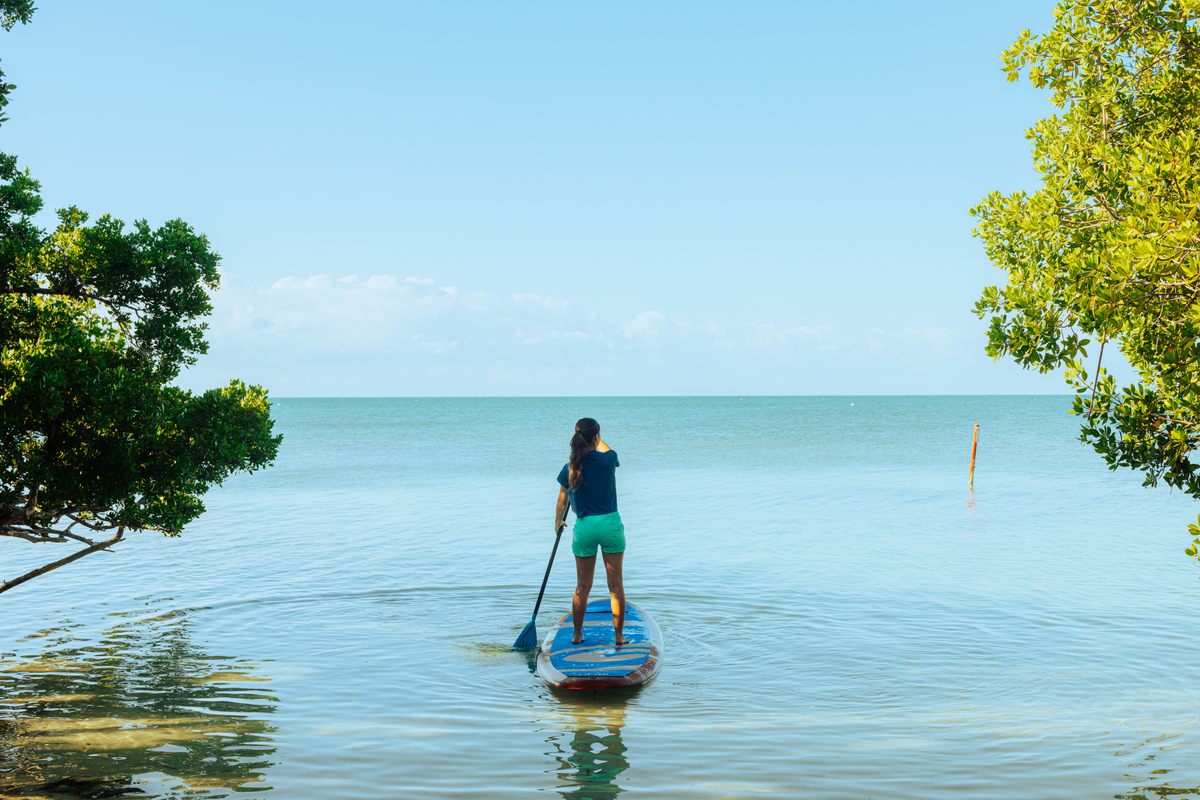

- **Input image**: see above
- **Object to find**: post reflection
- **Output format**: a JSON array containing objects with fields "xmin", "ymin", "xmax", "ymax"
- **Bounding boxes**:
[
  {"xmin": 0, "ymin": 605, "xmax": 276, "ymax": 798},
  {"xmin": 548, "ymin": 698, "xmax": 631, "ymax": 800}
]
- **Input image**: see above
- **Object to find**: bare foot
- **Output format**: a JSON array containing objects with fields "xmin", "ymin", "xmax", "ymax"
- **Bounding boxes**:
[
  {"xmin": 614, "ymin": 634, "xmax": 625, "ymax": 647},
  {"xmin": 572, "ymin": 634, "xmax": 584, "ymax": 645}
]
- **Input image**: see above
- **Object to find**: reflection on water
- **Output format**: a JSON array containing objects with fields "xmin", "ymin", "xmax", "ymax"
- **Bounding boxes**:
[
  {"xmin": 547, "ymin": 698, "xmax": 631, "ymax": 800},
  {"xmin": 1115, "ymin": 734, "xmax": 1200, "ymax": 800},
  {"xmin": 0, "ymin": 606, "xmax": 276, "ymax": 798}
]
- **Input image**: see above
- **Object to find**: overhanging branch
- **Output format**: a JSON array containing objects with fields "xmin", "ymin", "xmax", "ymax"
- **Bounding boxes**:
[{"xmin": 0, "ymin": 529, "xmax": 124, "ymax": 595}]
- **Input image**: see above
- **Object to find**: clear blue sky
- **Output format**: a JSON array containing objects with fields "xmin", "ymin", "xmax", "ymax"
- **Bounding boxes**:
[{"xmin": 5, "ymin": 1, "xmax": 1073, "ymax": 395}]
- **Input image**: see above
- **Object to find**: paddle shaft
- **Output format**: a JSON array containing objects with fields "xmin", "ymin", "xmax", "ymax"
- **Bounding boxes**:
[{"xmin": 530, "ymin": 502, "xmax": 570, "ymax": 621}]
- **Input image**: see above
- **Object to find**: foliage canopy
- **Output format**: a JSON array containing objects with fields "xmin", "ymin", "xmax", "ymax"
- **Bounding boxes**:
[
  {"xmin": 0, "ymin": 4, "xmax": 280, "ymax": 594},
  {"xmin": 973, "ymin": 0, "xmax": 1200, "ymax": 555}
]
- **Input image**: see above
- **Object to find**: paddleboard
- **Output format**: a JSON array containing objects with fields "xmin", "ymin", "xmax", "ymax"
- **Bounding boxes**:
[{"xmin": 536, "ymin": 600, "xmax": 664, "ymax": 690}]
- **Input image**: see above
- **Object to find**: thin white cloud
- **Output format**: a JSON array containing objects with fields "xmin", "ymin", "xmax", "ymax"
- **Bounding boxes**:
[
  {"xmin": 516, "ymin": 329, "xmax": 602, "ymax": 346},
  {"xmin": 620, "ymin": 311, "xmax": 834, "ymax": 353},
  {"xmin": 203, "ymin": 272, "xmax": 968, "ymax": 395},
  {"xmin": 183, "ymin": 272, "xmax": 996, "ymax": 394},
  {"xmin": 215, "ymin": 273, "xmax": 486, "ymax": 349},
  {"xmin": 511, "ymin": 292, "xmax": 569, "ymax": 313},
  {"xmin": 411, "ymin": 336, "xmax": 459, "ymax": 355},
  {"xmin": 903, "ymin": 326, "xmax": 955, "ymax": 351},
  {"xmin": 212, "ymin": 274, "xmax": 959, "ymax": 363},
  {"xmin": 711, "ymin": 322, "xmax": 835, "ymax": 352},
  {"xmin": 621, "ymin": 310, "xmax": 668, "ymax": 340}
]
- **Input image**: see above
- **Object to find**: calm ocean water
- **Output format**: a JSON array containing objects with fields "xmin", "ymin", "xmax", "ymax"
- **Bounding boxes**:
[{"xmin": 3, "ymin": 396, "xmax": 1200, "ymax": 799}]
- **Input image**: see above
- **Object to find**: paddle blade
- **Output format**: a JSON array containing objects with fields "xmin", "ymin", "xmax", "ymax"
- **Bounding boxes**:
[{"xmin": 512, "ymin": 619, "xmax": 539, "ymax": 651}]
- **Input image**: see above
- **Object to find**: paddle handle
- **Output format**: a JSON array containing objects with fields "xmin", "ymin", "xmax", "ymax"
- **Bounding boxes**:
[{"xmin": 530, "ymin": 504, "xmax": 569, "ymax": 621}]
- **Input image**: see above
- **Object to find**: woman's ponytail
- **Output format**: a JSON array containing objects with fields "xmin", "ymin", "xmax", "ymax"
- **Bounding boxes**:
[{"xmin": 568, "ymin": 417, "xmax": 600, "ymax": 490}]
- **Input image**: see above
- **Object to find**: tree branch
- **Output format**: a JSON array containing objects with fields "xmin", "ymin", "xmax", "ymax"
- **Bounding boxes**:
[
  {"xmin": 0, "ymin": 529, "xmax": 124, "ymax": 595},
  {"xmin": 0, "ymin": 528, "xmax": 71, "ymax": 543},
  {"xmin": 1089, "ymin": 339, "xmax": 1106, "ymax": 412},
  {"xmin": 0, "ymin": 284, "xmax": 140, "ymax": 332},
  {"xmin": 54, "ymin": 528, "xmax": 97, "ymax": 546}
]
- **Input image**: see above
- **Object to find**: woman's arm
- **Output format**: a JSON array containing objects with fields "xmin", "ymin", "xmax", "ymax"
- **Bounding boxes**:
[{"xmin": 554, "ymin": 486, "xmax": 570, "ymax": 533}]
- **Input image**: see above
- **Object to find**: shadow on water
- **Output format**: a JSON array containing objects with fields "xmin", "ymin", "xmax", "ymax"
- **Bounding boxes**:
[
  {"xmin": 543, "ymin": 688, "xmax": 639, "ymax": 800},
  {"xmin": 0, "ymin": 608, "xmax": 276, "ymax": 799}
]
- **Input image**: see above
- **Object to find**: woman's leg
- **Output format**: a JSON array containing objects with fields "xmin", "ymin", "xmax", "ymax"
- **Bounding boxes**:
[
  {"xmin": 572, "ymin": 556, "xmax": 596, "ymax": 644},
  {"xmin": 601, "ymin": 551, "xmax": 625, "ymax": 646}
]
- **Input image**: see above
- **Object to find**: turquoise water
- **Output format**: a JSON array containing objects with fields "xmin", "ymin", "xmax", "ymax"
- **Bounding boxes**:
[{"xmin": 3, "ymin": 396, "xmax": 1200, "ymax": 799}]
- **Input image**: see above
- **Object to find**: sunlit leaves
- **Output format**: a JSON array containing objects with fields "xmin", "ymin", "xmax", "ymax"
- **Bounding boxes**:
[
  {"xmin": 0, "ymin": 1, "xmax": 32, "ymax": 32},
  {"xmin": 974, "ymin": 0, "xmax": 1200, "ymax": 559}
]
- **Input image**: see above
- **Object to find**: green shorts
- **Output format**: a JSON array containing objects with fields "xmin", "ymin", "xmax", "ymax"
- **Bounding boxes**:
[{"xmin": 572, "ymin": 511, "xmax": 626, "ymax": 558}]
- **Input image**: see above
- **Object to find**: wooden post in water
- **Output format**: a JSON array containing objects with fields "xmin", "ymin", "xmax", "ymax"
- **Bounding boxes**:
[{"xmin": 968, "ymin": 423, "xmax": 980, "ymax": 491}]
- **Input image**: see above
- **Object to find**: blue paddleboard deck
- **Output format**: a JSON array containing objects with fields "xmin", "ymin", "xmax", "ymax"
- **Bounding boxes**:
[{"xmin": 536, "ymin": 600, "xmax": 664, "ymax": 690}]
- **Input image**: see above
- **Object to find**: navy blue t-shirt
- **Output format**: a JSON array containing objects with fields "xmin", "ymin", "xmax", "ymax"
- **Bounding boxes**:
[{"xmin": 557, "ymin": 449, "xmax": 619, "ymax": 518}]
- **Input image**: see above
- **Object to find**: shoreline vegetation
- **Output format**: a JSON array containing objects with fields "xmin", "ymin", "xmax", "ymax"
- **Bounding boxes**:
[
  {"xmin": 972, "ymin": 0, "xmax": 1200, "ymax": 556},
  {"xmin": 0, "ymin": 3, "xmax": 280, "ymax": 596}
]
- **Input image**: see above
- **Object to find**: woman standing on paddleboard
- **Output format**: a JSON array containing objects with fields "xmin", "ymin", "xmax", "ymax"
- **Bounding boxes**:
[{"xmin": 555, "ymin": 417, "xmax": 626, "ymax": 646}]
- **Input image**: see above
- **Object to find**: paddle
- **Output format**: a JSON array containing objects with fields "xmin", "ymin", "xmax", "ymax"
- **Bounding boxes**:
[{"xmin": 512, "ymin": 499, "xmax": 570, "ymax": 650}]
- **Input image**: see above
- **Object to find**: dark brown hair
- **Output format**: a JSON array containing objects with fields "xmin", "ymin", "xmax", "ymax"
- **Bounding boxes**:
[{"xmin": 568, "ymin": 417, "xmax": 600, "ymax": 490}]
